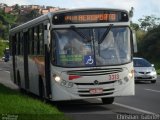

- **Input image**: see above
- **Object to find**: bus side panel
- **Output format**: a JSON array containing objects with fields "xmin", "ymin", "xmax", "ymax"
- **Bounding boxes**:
[
  {"xmin": 28, "ymin": 56, "xmax": 40, "ymax": 95},
  {"xmin": 17, "ymin": 56, "xmax": 25, "ymax": 88}
]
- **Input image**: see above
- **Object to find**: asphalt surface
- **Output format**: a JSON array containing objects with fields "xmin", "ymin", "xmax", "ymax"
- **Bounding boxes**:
[
  {"xmin": 0, "ymin": 61, "xmax": 160, "ymax": 120},
  {"xmin": 0, "ymin": 61, "xmax": 18, "ymax": 89}
]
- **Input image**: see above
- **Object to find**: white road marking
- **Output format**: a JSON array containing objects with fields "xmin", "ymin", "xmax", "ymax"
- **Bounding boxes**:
[
  {"xmin": 0, "ymin": 68, "xmax": 10, "ymax": 73},
  {"xmin": 145, "ymin": 89, "xmax": 160, "ymax": 93},
  {"xmin": 4, "ymin": 71, "xmax": 10, "ymax": 73},
  {"xmin": 114, "ymin": 102, "xmax": 155, "ymax": 114},
  {"xmin": 97, "ymin": 98, "xmax": 155, "ymax": 114}
]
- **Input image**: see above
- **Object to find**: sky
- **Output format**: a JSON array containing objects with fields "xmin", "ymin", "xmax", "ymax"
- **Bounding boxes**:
[{"xmin": 1, "ymin": 0, "xmax": 160, "ymax": 23}]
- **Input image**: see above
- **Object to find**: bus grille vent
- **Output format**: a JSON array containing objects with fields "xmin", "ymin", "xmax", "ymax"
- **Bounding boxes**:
[
  {"xmin": 67, "ymin": 68, "xmax": 123, "ymax": 76},
  {"xmin": 75, "ymin": 81, "xmax": 116, "ymax": 85}
]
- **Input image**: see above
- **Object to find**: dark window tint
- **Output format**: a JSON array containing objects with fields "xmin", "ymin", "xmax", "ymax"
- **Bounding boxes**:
[
  {"xmin": 34, "ymin": 27, "xmax": 38, "ymax": 55},
  {"xmin": 39, "ymin": 24, "xmax": 44, "ymax": 55},
  {"xmin": 20, "ymin": 32, "xmax": 24, "ymax": 55}
]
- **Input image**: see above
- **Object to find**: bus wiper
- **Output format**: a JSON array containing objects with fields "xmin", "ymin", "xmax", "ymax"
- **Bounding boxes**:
[
  {"xmin": 70, "ymin": 26, "xmax": 91, "ymax": 42},
  {"xmin": 98, "ymin": 24, "xmax": 113, "ymax": 44}
]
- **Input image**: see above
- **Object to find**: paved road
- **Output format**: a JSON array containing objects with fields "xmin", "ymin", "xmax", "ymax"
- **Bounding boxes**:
[
  {"xmin": 0, "ymin": 61, "xmax": 160, "ymax": 120},
  {"xmin": 0, "ymin": 61, "xmax": 18, "ymax": 89},
  {"xmin": 115, "ymin": 79, "xmax": 160, "ymax": 114}
]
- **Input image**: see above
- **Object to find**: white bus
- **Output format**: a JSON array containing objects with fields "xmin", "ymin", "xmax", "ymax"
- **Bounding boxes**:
[{"xmin": 9, "ymin": 8, "xmax": 137, "ymax": 104}]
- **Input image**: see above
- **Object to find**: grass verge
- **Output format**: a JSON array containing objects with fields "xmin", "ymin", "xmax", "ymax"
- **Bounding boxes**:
[{"xmin": 0, "ymin": 84, "xmax": 69, "ymax": 120}]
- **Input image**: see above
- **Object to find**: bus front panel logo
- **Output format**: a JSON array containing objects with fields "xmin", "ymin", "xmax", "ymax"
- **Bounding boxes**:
[{"xmin": 94, "ymin": 80, "xmax": 99, "ymax": 85}]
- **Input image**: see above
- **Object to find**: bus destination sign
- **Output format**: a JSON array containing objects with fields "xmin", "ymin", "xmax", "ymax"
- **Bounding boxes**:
[
  {"xmin": 64, "ymin": 13, "xmax": 116, "ymax": 23},
  {"xmin": 53, "ymin": 10, "xmax": 128, "ymax": 24}
]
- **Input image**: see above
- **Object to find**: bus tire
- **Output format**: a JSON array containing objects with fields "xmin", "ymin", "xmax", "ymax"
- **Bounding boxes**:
[{"xmin": 101, "ymin": 97, "xmax": 114, "ymax": 104}]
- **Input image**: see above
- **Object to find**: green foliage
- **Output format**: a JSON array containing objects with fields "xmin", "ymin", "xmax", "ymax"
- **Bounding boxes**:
[
  {"xmin": 0, "ymin": 9, "xmax": 17, "ymax": 25},
  {"xmin": 0, "ymin": 40, "xmax": 9, "ymax": 57},
  {"xmin": 131, "ymin": 22, "xmax": 140, "ymax": 31},
  {"xmin": 134, "ymin": 16, "xmax": 160, "ymax": 73},
  {"xmin": 138, "ymin": 15, "xmax": 160, "ymax": 31},
  {"xmin": 136, "ymin": 30, "xmax": 146, "ymax": 42},
  {"xmin": 0, "ymin": 9, "xmax": 17, "ymax": 40},
  {"xmin": 0, "ymin": 84, "xmax": 69, "ymax": 120},
  {"xmin": 137, "ymin": 25, "xmax": 160, "ymax": 60},
  {"xmin": 14, "ymin": 9, "xmax": 41, "ymax": 27}
]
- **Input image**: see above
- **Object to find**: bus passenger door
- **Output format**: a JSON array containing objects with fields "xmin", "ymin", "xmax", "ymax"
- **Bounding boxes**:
[{"xmin": 44, "ymin": 22, "xmax": 51, "ymax": 99}]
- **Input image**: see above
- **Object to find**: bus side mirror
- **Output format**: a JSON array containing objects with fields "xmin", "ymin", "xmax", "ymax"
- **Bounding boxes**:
[{"xmin": 132, "ymin": 30, "xmax": 137, "ymax": 53}]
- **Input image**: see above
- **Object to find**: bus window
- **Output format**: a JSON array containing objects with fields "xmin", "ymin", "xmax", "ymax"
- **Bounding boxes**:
[
  {"xmin": 52, "ymin": 27, "xmax": 131, "ymax": 67},
  {"xmin": 16, "ymin": 33, "xmax": 19, "ymax": 55},
  {"xmin": 36, "ymin": 26, "xmax": 40, "ymax": 55},
  {"xmin": 29, "ymin": 28, "xmax": 34, "ymax": 55},
  {"xmin": 20, "ymin": 32, "xmax": 24, "ymax": 55},
  {"xmin": 39, "ymin": 24, "xmax": 44, "ymax": 55},
  {"xmin": 34, "ymin": 27, "xmax": 38, "ymax": 55}
]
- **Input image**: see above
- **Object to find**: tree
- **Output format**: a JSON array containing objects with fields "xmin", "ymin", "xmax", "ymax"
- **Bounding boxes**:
[
  {"xmin": 13, "ymin": 4, "xmax": 20, "ymax": 14},
  {"xmin": 0, "ymin": 10, "xmax": 17, "ymax": 39},
  {"xmin": 138, "ymin": 25, "xmax": 160, "ymax": 60},
  {"xmin": 130, "ymin": 22, "xmax": 139, "ymax": 31},
  {"xmin": 29, "ymin": 9, "xmax": 40, "ymax": 19},
  {"xmin": 138, "ymin": 15, "xmax": 160, "ymax": 31}
]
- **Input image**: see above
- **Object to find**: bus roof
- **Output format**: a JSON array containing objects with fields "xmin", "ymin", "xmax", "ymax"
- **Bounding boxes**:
[{"xmin": 9, "ymin": 8, "xmax": 128, "ymax": 34}]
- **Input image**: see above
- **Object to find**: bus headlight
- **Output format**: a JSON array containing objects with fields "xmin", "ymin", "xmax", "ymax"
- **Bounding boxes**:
[
  {"xmin": 128, "ymin": 70, "xmax": 134, "ymax": 79},
  {"xmin": 54, "ymin": 76, "xmax": 61, "ymax": 82}
]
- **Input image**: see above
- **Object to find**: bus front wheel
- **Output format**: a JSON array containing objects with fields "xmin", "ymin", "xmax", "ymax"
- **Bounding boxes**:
[{"xmin": 101, "ymin": 97, "xmax": 114, "ymax": 104}]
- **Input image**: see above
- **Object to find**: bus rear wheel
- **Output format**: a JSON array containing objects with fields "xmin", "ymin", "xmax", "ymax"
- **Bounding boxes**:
[{"xmin": 101, "ymin": 97, "xmax": 114, "ymax": 104}]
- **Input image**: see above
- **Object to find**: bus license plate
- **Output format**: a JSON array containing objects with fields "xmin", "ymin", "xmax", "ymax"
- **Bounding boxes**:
[{"xmin": 89, "ymin": 88, "xmax": 103, "ymax": 94}]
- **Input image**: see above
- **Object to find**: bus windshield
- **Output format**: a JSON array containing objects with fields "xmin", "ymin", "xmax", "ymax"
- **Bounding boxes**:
[{"xmin": 52, "ymin": 27, "xmax": 131, "ymax": 67}]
